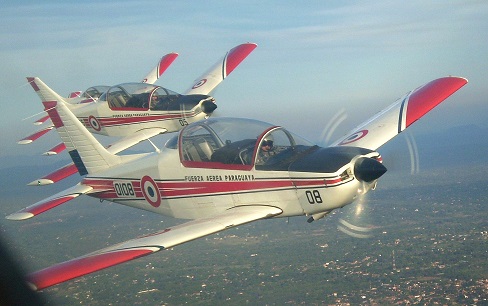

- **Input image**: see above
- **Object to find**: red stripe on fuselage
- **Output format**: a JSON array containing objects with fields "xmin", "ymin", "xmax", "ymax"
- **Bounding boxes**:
[
  {"xmin": 79, "ymin": 112, "xmax": 198, "ymax": 129},
  {"xmin": 82, "ymin": 176, "xmax": 341, "ymax": 201}
]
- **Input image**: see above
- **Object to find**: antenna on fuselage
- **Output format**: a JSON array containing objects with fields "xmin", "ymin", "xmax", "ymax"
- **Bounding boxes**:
[{"xmin": 147, "ymin": 138, "xmax": 161, "ymax": 153}]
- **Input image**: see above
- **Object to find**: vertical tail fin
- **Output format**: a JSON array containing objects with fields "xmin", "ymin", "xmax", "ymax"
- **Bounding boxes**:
[
  {"xmin": 27, "ymin": 77, "xmax": 68, "ymax": 104},
  {"xmin": 43, "ymin": 100, "xmax": 121, "ymax": 175}
]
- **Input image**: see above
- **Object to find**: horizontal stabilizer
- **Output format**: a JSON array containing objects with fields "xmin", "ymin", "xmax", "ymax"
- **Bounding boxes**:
[
  {"xmin": 27, "ymin": 163, "xmax": 78, "ymax": 186},
  {"xmin": 332, "ymin": 76, "xmax": 468, "ymax": 150},
  {"xmin": 18, "ymin": 126, "xmax": 53, "ymax": 144},
  {"xmin": 42, "ymin": 143, "xmax": 66, "ymax": 156},
  {"xmin": 141, "ymin": 52, "xmax": 178, "ymax": 84},
  {"xmin": 184, "ymin": 43, "xmax": 257, "ymax": 95},
  {"xmin": 6, "ymin": 184, "xmax": 93, "ymax": 220},
  {"xmin": 34, "ymin": 115, "xmax": 50, "ymax": 125},
  {"xmin": 27, "ymin": 205, "xmax": 282, "ymax": 290},
  {"xmin": 30, "ymin": 128, "xmax": 166, "ymax": 185}
]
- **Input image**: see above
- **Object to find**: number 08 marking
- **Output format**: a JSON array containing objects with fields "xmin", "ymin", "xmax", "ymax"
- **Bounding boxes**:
[{"xmin": 306, "ymin": 190, "xmax": 323, "ymax": 204}]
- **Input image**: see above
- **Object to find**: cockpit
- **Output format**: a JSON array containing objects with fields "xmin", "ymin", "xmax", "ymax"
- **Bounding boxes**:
[
  {"xmin": 98, "ymin": 83, "xmax": 181, "ymax": 111},
  {"xmin": 97, "ymin": 83, "xmax": 214, "ymax": 113},
  {"xmin": 169, "ymin": 118, "xmax": 316, "ymax": 170},
  {"xmin": 82, "ymin": 86, "xmax": 110, "ymax": 100}
]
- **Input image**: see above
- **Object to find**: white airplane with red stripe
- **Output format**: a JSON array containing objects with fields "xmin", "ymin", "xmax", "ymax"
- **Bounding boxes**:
[
  {"xmin": 19, "ymin": 51, "xmax": 179, "ymax": 142},
  {"xmin": 19, "ymin": 43, "xmax": 257, "ymax": 186},
  {"xmin": 7, "ymin": 75, "xmax": 467, "ymax": 291}
]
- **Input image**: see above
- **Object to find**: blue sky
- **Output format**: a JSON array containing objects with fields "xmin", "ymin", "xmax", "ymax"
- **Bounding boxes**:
[{"xmin": 1, "ymin": 1, "xmax": 487, "ymax": 160}]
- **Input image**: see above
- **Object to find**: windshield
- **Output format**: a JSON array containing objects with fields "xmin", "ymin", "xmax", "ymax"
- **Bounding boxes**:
[
  {"xmin": 179, "ymin": 117, "xmax": 315, "ymax": 170},
  {"xmin": 82, "ymin": 86, "xmax": 110, "ymax": 99}
]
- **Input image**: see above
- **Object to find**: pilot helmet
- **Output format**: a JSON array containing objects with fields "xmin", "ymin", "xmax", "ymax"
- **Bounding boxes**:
[{"xmin": 261, "ymin": 134, "xmax": 274, "ymax": 148}]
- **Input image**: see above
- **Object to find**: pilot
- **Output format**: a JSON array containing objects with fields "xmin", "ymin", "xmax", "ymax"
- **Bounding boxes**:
[
  {"xmin": 150, "ymin": 93, "xmax": 160, "ymax": 109},
  {"xmin": 256, "ymin": 135, "xmax": 275, "ymax": 165}
]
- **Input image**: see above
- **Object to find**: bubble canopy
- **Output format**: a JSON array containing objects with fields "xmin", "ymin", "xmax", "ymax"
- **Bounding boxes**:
[{"xmin": 169, "ymin": 117, "xmax": 316, "ymax": 169}]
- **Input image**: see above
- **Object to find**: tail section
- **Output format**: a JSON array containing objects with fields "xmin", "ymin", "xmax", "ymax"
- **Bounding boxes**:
[
  {"xmin": 43, "ymin": 100, "xmax": 122, "ymax": 175},
  {"xmin": 27, "ymin": 77, "xmax": 67, "ymax": 104}
]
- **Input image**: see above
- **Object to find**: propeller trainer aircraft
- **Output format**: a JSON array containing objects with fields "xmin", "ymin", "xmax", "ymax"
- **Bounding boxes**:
[
  {"xmin": 19, "ymin": 43, "xmax": 257, "ymax": 186},
  {"xmin": 7, "ymin": 75, "xmax": 467, "ymax": 291}
]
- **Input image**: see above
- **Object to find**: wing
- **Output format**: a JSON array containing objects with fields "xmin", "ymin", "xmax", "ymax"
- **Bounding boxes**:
[
  {"xmin": 332, "ymin": 77, "xmax": 468, "ymax": 150},
  {"xmin": 6, "ymin": 184, "xmax": 93, "ymax": 221},
  {"xmin": 27, "ymin": 205, "xmax": 282, "ymax": 291},
  {"xmin": 184, "ymin": 43, "xmax": 257, "ymax": 95},
  {"xmin": 28, "ymin": 127, "xmax": 167, "ymax": 186},
  {"xmin": 141, "ymin": 52, "xmax": 178, "ymax": 84}
]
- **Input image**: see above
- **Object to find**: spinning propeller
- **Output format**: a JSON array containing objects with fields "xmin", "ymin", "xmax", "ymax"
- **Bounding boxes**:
[{"xmin": 319, "ymin": 109, "xmax": 420, "ymax": 238}]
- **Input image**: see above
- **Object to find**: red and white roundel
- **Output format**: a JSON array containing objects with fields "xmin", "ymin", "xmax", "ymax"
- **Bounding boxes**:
[
  {"xmin": 339, "ymin": 129, "xmax": 369, "ymax": 145},
  {"xmin": 88, "ymin": 116, "xmax": 101, "ymax": 131},
  {"xmin": 192, "ymin": 78, "xmax": 207, "ymax": 89},
  {"xmin": 141, "ymin": 175, "xmax": 161, "ymax": 207}
]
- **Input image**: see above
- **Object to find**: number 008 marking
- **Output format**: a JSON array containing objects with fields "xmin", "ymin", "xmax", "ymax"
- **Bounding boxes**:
[
  {"xmin": 305, "ymin": 190, "xmax": 323, "ymax": 204},
  {"xmin": 114, "ymin": 182, "xmax": 135, "ymax": 197}
]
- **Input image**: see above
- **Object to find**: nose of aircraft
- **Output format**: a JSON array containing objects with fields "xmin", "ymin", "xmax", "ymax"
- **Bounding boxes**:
[
  {"xmin": 201, "ymin": 98, "xmax": 217, "ymax": 114},
  {"xmin": 354, "ymin": 157, "xmax": 387, "ymax": 182}
]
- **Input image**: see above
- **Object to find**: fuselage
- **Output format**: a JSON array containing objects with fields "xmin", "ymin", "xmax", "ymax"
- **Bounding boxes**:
[
  {"xmin": 82, "ymin": 118, "xmax": 386, "ymax": 220},
  {"xmin": 66, "ymin": 83, "xmax": 216, "ymax": 137}
]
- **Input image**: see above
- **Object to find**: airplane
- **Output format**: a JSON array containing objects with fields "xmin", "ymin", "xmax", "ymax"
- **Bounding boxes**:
[
  {"xmin": 19, "ymin": 51, "xmax": 179, "ymax": 139},
  {"xmin": 18, "ymin": 43, "xmax": 257, "ymax": 186},
  {"xmin": 6, "ymin": 75, "xmax": 467, "ymax": 291}
]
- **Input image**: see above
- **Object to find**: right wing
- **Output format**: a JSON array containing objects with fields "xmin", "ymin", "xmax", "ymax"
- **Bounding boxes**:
[
  {"xmin": 27, "ymin": 205, "xmax": 282, "ymax": 291},
  {"xmin": 332, "ymin": 77, "xmax": 468, "ymax": 150},
  {"xmin": 141, "ymin": 52, "xmax": 179, "ymax": 84},
  {"xmin": 184, "ymin": 43, "xmax": 257, "ymax": 95},
  {"xmin": 28, "ymin": 127, "xmax": 167, "ymax": 186}
]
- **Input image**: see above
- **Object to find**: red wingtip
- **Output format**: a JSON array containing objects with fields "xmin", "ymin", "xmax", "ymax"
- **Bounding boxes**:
[
  {"xmin": 158, "ymin": 53, "xmax": 179, "ymax": 77},
  {"xmin": 225, "ymin": 43, "xmax": 257, "ymax": 76},
  {"xmin": 405, "ymin": 77, "xmax": 468, "ymax": 127},
  {"xmin": 28, "ymin": 249, "xmax": 155, "ymax": 291}
]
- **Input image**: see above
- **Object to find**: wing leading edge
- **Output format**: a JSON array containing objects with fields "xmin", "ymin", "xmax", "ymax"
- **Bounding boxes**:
[
  {"xmin": 27, "ymin": 205, "xmax": 282, "ymax": 291},
  {"xmin": 332, "ymin": 76, "xmax": 468, "ymax": 150}
]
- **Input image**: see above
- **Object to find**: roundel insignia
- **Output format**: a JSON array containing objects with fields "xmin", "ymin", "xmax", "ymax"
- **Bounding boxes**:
[
  {"xmin": 192, "ymin": 78, "xmax": 207, "ymax": 89},
  {"xmin": 339, "ymin": 129, "xmax": 369, "ymax": 145},
  {"xmin": 88, "ymin": 116, "xmax": 101, "ymax": 131},
  {"xmin": 141, "ymin": 175, "xmax": 161, "ymax": 207}
]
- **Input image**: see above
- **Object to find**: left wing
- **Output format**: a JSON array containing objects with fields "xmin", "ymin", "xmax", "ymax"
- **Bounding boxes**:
[
  {"xmin": 141, "ymin": 52, "xmax": 179, "ymax": 84},
  {"xmin": 27, "ymin": 205, "xmax": 282, "ymax": 290},
  {"xmin": 332, "ymin": 76, "xmax": 468, "ymax": 150},
  {"xmin": 184, "ymin": 43, "xmax": 257, "ymax": 95}
]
